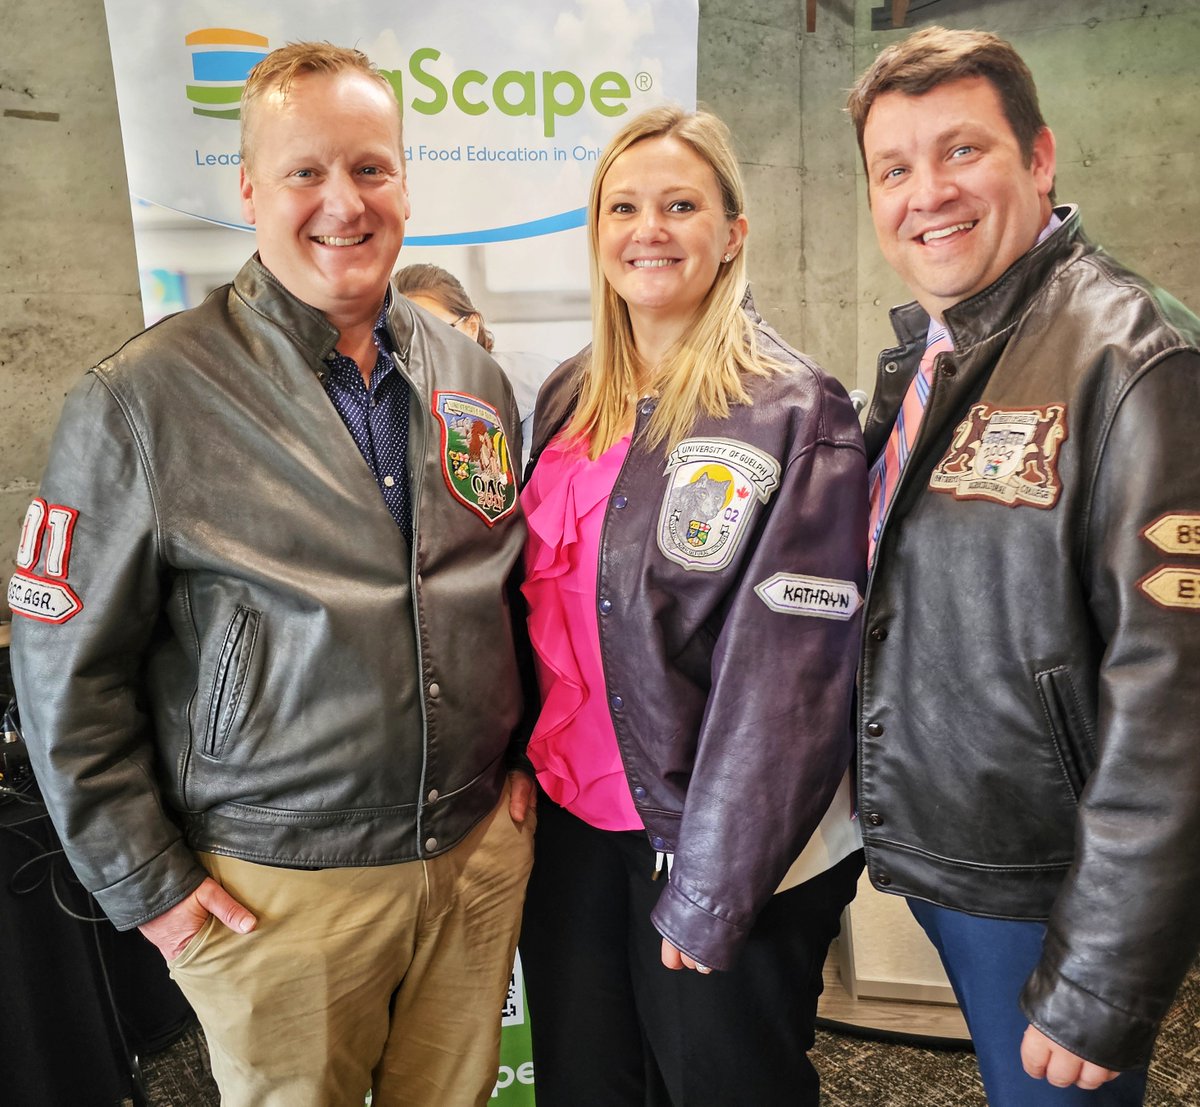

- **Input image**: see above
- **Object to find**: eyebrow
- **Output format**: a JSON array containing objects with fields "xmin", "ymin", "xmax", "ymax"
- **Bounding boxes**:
[{"xmin": 867, "ymin": 124, "xmax": 982, "ymax": 170}]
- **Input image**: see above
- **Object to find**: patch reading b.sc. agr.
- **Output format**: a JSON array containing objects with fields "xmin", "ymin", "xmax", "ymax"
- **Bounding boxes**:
[
  {"xmin": 755, "ymin": 573, "xmax": 863, "ymax": 620},
  {"xmin": 930, "ymin": 403, "xmax": 1068, "ymax": 508},
  {"xmin": 656, "ymin": 437, "xmax": 781, "ymax": 572}
]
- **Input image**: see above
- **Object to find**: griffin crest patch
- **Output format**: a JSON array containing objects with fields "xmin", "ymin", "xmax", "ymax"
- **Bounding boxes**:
[
  {"xmin": 432, "ymin": 391, "xmax": 517, "ymax": 527},
  {"xmin": 656, "ymin": 437, "xmax": 781, "ymax": 572},
  {"xmin": 930, "ymin": 403, "xmax": 1068, "ymax": 508}
]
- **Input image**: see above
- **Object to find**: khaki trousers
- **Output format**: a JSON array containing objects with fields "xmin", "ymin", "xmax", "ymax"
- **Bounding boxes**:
[{"xmin": 169, "ymin": 786, "xmax": 534, "ymax": 1107}]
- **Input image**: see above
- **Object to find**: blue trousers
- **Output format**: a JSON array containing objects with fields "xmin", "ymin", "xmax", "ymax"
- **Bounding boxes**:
[{"xmin": 909, "ymin": 899, "xmax": 1149, "ymax": 1106}]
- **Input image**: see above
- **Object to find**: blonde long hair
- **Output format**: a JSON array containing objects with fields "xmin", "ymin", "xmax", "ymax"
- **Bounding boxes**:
[{"xmin": 567, "ymin": 105, "xmax": 780, "ymax": 458}]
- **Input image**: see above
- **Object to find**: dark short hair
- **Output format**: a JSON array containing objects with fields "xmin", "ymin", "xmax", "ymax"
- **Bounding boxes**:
[{"xmin": 847, "ymin": 26, "xmax": 1047, "ymax": 166}]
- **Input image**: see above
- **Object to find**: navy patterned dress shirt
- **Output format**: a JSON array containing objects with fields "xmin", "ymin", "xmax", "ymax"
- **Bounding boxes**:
[{"xmin": 321, "ymin": 296, "xmax": 414, "ymax": 543}]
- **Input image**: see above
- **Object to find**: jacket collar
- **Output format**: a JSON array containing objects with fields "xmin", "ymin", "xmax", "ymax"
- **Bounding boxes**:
[
  {"xmin": 231, "ymin": 255, "xmax": 417, "ymax": 373},
  {"xmin": 890, "ymin": 204, "xmax": 1084, "ymax": 352}
]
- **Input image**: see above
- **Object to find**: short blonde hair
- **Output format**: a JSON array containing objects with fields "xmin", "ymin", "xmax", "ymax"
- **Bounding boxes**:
[
  {"xmin": 569, "ymin": 105, "xmax": 779, "ymax": 458},
  {"xmin": 240, "ymin": 42, "xmax": 401, "ymax": 167}
]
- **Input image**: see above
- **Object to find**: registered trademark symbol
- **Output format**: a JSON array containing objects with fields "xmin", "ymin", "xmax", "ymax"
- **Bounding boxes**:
[{"xmin": 635, "ymin": 72, "xmax": 653, "ymax": 92}]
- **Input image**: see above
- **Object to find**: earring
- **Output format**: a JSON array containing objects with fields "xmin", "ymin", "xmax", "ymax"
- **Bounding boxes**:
[{"xmin": 723, "ymin": 253, "xmax": 733, "ymax": 262}]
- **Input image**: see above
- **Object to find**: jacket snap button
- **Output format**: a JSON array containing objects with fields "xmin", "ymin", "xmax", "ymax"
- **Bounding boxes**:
[
  {"xmin": 641, "ymin": 402, "xmax": 654, "ymax": 416},
  {"xmin": 943, "ymin": 363, "xmax": 957, "ymax": 378},
  {"xmin": 866, "ymin": 812, "xmax": 883, "ymax": 826},
  {"xmin": 428, "ymin": 682, "xmax": 441, "ymax": 699},
  {"xmin": 610, "ymin": 694, "xmax": 624, "ymax": 711},
  {"xmin": 877, "ymin": 872, "xmax": 892, "ymax": 887},
  {"xmin": 866, "ymin": 721, "xmax": 884, "ymax": 737},
  {"xmin": 599, "ymin": 598, "xmax": 613, "ymax": 615},
  {"xmin": 651, "ymin": 836, "xmax": 665, "ymax": 850},
  {"xmin": 613, "ymin": 494, "xmax": 628, "ymax": 509},
  {"xmin": 883, "ymin": 360, "xmax": 899, "ymax": 374},
  {"xmin": 633, "ymin": 786, "xmax": 647, "ymax": 800},
  {"xmin": 870, "ymin": 626, "xmax": 888, "ymax": 641},
  {"xmin": 427, "ymin": 789, "xmax": 439, "ymax": 804},
  {"xmin": 424, "ymin": 837, "xmax": 438, "ymax": 851}
]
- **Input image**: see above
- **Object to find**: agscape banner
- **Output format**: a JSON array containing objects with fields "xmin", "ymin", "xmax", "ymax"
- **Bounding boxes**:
[{"xmin": 102, "ymin": 0, "xmax": 699, "ymax": 343}]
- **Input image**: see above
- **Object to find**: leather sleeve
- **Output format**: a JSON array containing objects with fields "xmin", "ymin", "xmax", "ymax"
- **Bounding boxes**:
[
  {"xmin": 1020, "ymin": 349, "xmax": 1200, "ymax": 1068},
  {"xmin": 649, "ymin": 385, "xmax": 868, "ymax": 970},
  {"xmin": 10, "ymin": 372, "xmax": 207, "ymax": 930}
]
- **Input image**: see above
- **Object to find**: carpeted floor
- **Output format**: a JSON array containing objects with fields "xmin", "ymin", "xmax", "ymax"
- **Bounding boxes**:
[{"xmin": 133, "ymin": 960, "xmax": 1200, "ymax": 1105}]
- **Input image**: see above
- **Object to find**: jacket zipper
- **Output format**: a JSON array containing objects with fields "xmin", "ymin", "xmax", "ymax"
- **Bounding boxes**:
[{"xmin": 395, "ymin": 350, "xmax": 432, "ymax": 854}]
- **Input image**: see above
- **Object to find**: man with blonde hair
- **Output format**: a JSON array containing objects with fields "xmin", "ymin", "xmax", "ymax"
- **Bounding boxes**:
[
  {"xmin": 850, "ymin": 25, "xmax": 1200, "ymax": 1106},
  {"xmin": 11, "ymin": 42, "xmax": 534, "ymax": 1106}
]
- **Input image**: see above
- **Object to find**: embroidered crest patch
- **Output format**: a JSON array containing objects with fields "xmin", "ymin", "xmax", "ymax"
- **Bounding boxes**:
[
  {"xmin": 1137, "ymin": 566, "xmax": 1200, "ymax": 611},
  {"xmin": 656, "ymin": 437, "xmax": 781, "ymax": 572},
  {"xmin": 930, "ymin": 403, "xmax": 1068, "ymax": 508},
  {"xmin": 9, "ymin": 497, "xmax": 84, "ymax": 624},
  {"xmin": 432, "ymin": 391, "xmax": 517, "ymax": 527},
  {"xmin": 1141, "ymin": 513, "xmax": 1200, "ymax": 556},
  {"xmin": 755, "ymin": 573, "xmax": 863, "ymax": 620}
]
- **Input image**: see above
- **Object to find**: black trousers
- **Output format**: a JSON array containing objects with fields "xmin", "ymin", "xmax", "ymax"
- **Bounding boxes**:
[{"xmin": 520, "ymin": 794, "xmax": 863, "ymax": 1107}]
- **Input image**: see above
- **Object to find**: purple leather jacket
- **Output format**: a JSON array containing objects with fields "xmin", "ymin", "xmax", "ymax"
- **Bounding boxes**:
[{"xmin": 528, "ymin": 305, "xmax": 867, "ymax": 970}]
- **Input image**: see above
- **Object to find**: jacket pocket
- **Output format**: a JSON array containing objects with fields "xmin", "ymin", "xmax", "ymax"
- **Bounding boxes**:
[
  {"xmin": 1035, "ymin": 666, "xmax": 1096, "ymax": 800},
  {"xmin": 203, "ymin": 605, "xmax": 261, "ymax": 760}
]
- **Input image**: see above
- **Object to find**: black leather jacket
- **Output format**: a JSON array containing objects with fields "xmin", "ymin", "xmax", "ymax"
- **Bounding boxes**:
[
  {"xmin": 860, "ymin": 207, "xmax": 1200, "ymax": 1069},
  {"xmin": 10, "ymin": 258, "xmax": 528, "ymax": 931},
  {"xmin": 529, "ymin": 308, "xmax": 867, "ymax": 970}
]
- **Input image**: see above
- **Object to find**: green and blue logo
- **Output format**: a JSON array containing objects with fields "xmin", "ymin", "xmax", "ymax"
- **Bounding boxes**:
[{"xmin": 185, "ymin": 28, "xmax": 269, "ymax": 119}]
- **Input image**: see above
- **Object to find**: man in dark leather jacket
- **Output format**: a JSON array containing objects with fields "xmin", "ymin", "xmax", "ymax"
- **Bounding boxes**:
[
  {"xmin": 9, "ymin": 43, "xmax": 534, "ymax": 1107},
  {"xmin": 848, "ymin": 27, "xmax": 1200, "ymax": 1105}
]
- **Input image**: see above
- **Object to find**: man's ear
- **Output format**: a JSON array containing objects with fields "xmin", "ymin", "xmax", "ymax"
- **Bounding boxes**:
[
  {"xmin": 1030, "ymin": 126, "xmax": 1056, "ymax": 200},
  {"xmin": 240, "ymin": 165, "xmax": 256, "ymax": 226}
]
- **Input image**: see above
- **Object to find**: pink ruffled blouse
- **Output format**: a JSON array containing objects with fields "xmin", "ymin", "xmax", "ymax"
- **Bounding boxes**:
[{"xmin": 521, "ymin": 433, "xmax": 642, "ymax": 831}]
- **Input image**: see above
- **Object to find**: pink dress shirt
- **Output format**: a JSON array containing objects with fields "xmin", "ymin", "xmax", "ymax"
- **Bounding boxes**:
[{"xmin": 521, "ymin": 433, "xmax": 642, "ymax": 831}]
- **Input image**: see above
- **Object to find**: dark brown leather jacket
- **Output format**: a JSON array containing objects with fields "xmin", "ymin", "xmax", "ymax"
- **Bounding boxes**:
[
  {"xmin": 11, "ymin": 258, "xmax": 527, "ymax": 930},
  {"xmin": 860, "ymin": 206, "xmax": 1200, "ymax": 1069},
  {"xmin": 529, "ymin": 307, "xmax": 867, "ymax": 970}
]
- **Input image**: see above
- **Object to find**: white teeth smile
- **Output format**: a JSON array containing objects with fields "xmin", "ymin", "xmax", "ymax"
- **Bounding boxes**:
[
  {"xmin": 632, "ymin": 258, "xmax": 677, "ymax": 268},
  {"xmin": 922, "ymin": 222, "xmax": 975, "ymax": 244},
  {"xmin": 314, "ymin": 235, "xmax": 367, "ymax": 246}
]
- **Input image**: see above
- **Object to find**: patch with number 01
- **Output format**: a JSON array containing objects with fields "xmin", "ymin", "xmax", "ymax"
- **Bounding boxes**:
[{"xmin": 9, "ymin": 497, "xmax": 84, "ymax": 624}]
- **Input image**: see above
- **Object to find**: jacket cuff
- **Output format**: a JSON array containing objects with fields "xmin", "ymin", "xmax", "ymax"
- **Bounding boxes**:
[
  {"xmin": 649, "ymin": 879, "xmax": 751, "ymax": 973},
  {"xmin": 91, "ymin": 840, "xmax": 208, "ymax": 931},
  {"xmin": 1019, "ymin": 956, "xmax": 1158, "ymax": 1071}
]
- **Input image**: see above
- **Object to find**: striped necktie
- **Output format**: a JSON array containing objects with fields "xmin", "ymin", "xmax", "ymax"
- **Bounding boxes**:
[{"xmin": 867, "ymin": 324, "xmax": 953, "ymax": 565}]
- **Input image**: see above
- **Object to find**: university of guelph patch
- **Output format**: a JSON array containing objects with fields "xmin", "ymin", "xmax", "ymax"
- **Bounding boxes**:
[
  {"xmin": 929, "ymin": 403, "xmax": 1068, "ymax": 508},
  {"xmin": 656, "ymin": 437, "xmax": 781, "ymax": 572},
  {"xmin": 432, "ymin": 391, "xmax": 517, "ymax": 527},
  {"xmin": 8, "ymin": 498, "xmax": 84, "ymax": 624}
]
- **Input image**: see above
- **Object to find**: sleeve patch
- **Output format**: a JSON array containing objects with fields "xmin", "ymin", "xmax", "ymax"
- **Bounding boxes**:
[
  {"xmin": 1141, "ymin": 513, "xmax": 1200, "ymax": 556},
  {"xmin": 10, "ymin": 499, "xmax": 84, "ymax": 623},
  {"xmin": 8, "ymin": 570, "xmax": 83, "ymax": 624},
  {"xmin": 754, "ymin": 573, "xmax": 863, "ymax": 620},
  {"xmin": 1137, "ymin": 566, "xmax": 1200, "ymax": 611}
]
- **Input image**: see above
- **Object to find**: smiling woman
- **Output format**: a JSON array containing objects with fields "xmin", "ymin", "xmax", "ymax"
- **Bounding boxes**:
[{"xmin": 517, "ymin": 106, "xmax": 869, "ymax": 1106}]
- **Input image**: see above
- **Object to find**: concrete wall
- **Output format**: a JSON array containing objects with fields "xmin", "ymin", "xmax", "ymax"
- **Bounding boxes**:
[
  {"xmin": 1, "ymin": 0, "xmax": 142, "ymax": 617},
  {"xmin": 2, "ymin": 0, "xmax": 1198, "ymax": 619}
]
